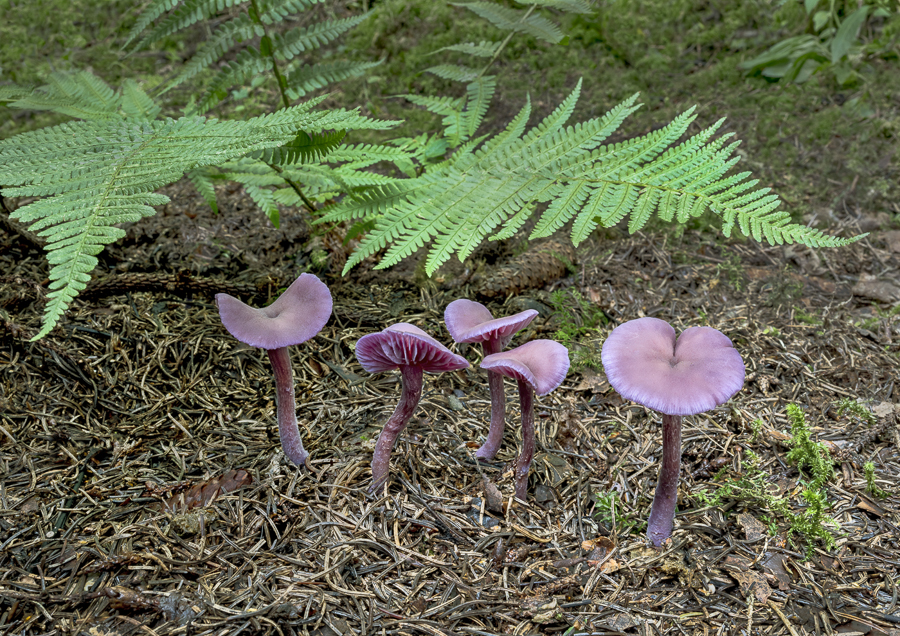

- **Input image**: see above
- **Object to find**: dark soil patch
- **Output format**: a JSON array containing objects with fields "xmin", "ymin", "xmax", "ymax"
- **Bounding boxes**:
[{"xmin": 2, "ymin": 185, "xmax": 900, "ymax": 635}]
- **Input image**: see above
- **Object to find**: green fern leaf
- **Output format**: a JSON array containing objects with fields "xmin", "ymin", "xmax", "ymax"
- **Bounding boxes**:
[
  {"xmin": 166, "ymin": 13, "xmax": 261, "ymax": 89},
  {"xmin": 452, "ymin": 2, "xmax": 565, "ymax": 45},
  {"xmin": 284, "ymin": 60, "xmax": 382, "ymax": 100},
  {"xmin": 257, "ymin": 0, "xmax": 325, "ymax": 22},
  {"xmin": 251, "ymin": 129, "xmax": 347, "ymax": 164},
  {"xmin": 433, "ymin": 41, "xmax": 502, "ymax": 58},
  {"xmin": 123, "ymin": 0, "xmax": 181, "ymax": 49},
  {"xmin": 197, "ymin": 48, "xmax": 270, "ymax": 113},
  {"xmin": 186, "ymin": 166, "xmax": 221, "ymax": 213},
  {"xmin": 243, "ymin": 183, "xmax": 282, "ymax": 226},
  {"xmin": 132, "ymin": 0, "xmax": 248, "ymax": 51},
  {"xmin": 426, "ymin": 64, "xmax": 481, "ymax": 83},
  {"xmin": 464, "ymin": 76, "xmax": 496, "ymax": 137},
  {"xmin": 0, "ymin": 101, "xmax": 395, "ymax": 339},
  {"xmin": 1, "ymin": 71, "xmax": 121, "ymax": 120},
  {"xmin": 514, "ymin": 0, "xmax": 593, "ymax": 14},
  {"xmin": 121, "ymin": 80, "xmax": 162, "ymax": 120},
  {"xmin": 273, "ymin": 14, "xmax": 371, "ymax": 61}
]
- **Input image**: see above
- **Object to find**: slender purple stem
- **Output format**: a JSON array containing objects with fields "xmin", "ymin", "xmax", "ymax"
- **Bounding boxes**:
[
  {"xmin": 514, "ymin": 379, "xmax": 535, "ymax": 501},
  {"xmin": 647, "ymin": 413, "xmax": 682, "ymax": 546},
  {"xmin": 370, "ymin": 366, "xmax": 424, "ymax": 493},
  {"xmin": 476, "ymin": 338, "xmax": 505, "ymax": 460},
  {"xmin": 267, "ymin": 347, "xmax": 308, "ymax": 466}
]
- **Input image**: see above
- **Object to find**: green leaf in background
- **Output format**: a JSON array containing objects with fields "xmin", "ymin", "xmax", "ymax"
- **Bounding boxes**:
[
  {"xmin": 804, "ymin": 0, "xmax": 819, "ymax": 15},
  {"xmin": 831, "ymin": 6, "xmax": 870, "ymax": 63}
]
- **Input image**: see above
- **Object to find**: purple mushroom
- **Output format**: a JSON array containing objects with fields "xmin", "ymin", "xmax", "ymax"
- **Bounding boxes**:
[
  {"xmin": 355, "ymin": 323, "xmax": 469, "ymax": 492},
  {"xmin": 444, "ymin": 299, "xmax": 539, "ymax": 460},
  {"xmin": 480, "ymin": 340, "xmax": 570, "ymax": 501},
  {"xmin": 216, "ymin": 273, "xmax": 332, "ymax": 467},
  {"xmin": 601, "ymin": 317, "xmax": 745, "ymax": 546}
]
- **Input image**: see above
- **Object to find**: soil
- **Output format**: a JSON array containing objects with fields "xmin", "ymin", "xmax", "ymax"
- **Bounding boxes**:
[{"xmin": 1, "ymin": 179, "xmax": 900, "ymax": 636}]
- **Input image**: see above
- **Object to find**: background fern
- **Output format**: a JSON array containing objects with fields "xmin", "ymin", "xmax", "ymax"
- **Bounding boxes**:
[
  {"xmin": 322, "ymin": 80, "xmax": 859, "ymax": 276},
  {"xmin": 0, "ymin": 95, "xmax": 395, "ymax": 339},
  {"xmin": 127, "ymin": 0, "xmax": 377, "ymax": 114}
]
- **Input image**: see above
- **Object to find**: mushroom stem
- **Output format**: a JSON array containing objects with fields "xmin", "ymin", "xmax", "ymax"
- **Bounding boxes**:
[
  {"xmin": 370, "ymin": 366, "xmax": 424, "ymax": 493},
  {"xmin": 514, "ymin": 378, "xmax": 535, "ymax": 501},
  {"xmin": 476, "ymin": 339, "xmax": 505, "ymax": 460},
  {"xmin": 267, "ymin": 347, "xmax": 309, "ymax": 466},
  {"xmin": 647, "ymin": 413, "xmax": 682, "ymax": 546}
]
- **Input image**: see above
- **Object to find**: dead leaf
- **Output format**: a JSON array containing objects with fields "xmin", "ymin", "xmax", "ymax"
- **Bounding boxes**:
[
  {"xmin": 729, "ymin": 570, "xmax": 772, "ymax": 603},
  {"xmin": 856, "ymin": 495, "xmax": 885, "ymax": 517},
  {"xmin": 762, "ymin": 552, "xmax": 792, "ymax": 591},
  {"xmin": 737, "ymin": 512, "xmax": 767, "ymax": 542},
  {"xmin": 482, "ymin": 477, "xmax": 504, "ymax": 514},
  {"xmin": 163, "ymin": 469, "xmax": 253, "ymax": 512}
]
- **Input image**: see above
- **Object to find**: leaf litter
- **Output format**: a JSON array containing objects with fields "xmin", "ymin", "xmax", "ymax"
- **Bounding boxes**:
[{"xmin": 1, "ymin": 181, "xmax": 899, "ymax": 635}]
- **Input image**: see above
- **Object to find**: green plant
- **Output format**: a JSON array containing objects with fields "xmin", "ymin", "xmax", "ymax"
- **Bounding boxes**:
[
  {"xmin": 693, "ymin": 447, "xmax": 836, "ymax": 557},
  {"xmin": 785, "ymin": 403, "xmax": 835, "ymax": 488},
  {"xmin": 740, "ymin": 0, "xmax": 900, "ymax": 86},
  {"xmin": 0, "ymin": 0, "xmax": 863, "ymax": 341},
  {"xmin": 593, "ymin": 489, "xmax": 640, "ymax": 536},
  {"xmin": 834, "ymin": 397, "xmax": 877, "ymax": 425},
  {"xmin": 863, "ymin": 461, "xmax": 889, "ymax": 498},
  {"xmin": 546, "ymin": 287, "xmax": 607, "ymax": 347}
]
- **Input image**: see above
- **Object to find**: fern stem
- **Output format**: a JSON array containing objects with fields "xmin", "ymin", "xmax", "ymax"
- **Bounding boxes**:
[
  {"xmin": 478, "ymin": 4, "xmax": 536, "ymax": 79},
  {"xmin": 267, "ymin": 162, "xmax": 317, "ymax": 213}
]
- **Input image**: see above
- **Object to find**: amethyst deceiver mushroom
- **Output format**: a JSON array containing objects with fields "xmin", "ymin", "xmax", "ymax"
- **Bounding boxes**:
[
  {"xmin": 601, "ymin": 317, "xmax": 745, "ymax": 546},
  {"xmin": 355, "ymin": 323, "xmax": 469, "ymax": 492},
  {"xmin": 480, "ymin": 340, "xmax": 570, "ymax": 501},
  {"xmin": 216, "ymin": 273, "xmax": 332, "ymax": 466},
  {"xmin": 444, "ymin": 299, "xmax": 539, "ymax": 460}
]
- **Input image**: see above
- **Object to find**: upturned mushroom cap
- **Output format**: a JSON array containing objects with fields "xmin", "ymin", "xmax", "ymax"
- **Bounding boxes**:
[
  {"xmin": 480, "ymin": 340, "xmax": 570, "ymax": 396},
  {"xmin": 216, "ymin": 273, "xmax": 332, "ymax": 349},
  {"xmin": 444, "ymin": 299, "xmax": 538, "ymax": 349},
  {"xmin": 601, "ymin": 317, "xmax": 745, "ymax": 416},
  {"xmin": 356, "ymin": 323, "xmax": 469, "ymax": 374}
]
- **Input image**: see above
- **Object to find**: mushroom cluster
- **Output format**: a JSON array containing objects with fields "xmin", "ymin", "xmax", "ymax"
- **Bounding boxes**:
[{"xmin": 601, "ymin": 317, "xmax": 745, "ymax": 546}]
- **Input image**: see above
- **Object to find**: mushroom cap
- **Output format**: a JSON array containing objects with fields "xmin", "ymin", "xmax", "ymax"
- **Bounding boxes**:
[
  {"xmin": 444, "ymin": 299, "xmax": 538, "ymax": 348},
  {"xmin": 480, "ymin": 340, "xmax": 570, "ymax": 396},
  {"xmin": 356, "ymin": 323, "xmax": 469, "ymax": 374},
  {"xmin": 216, "ymin": 273, "xmax": 332, "ymax": 349},
  {"xmin": 601, "ymin": 317, "xmax": 745, "ymax": 416}
]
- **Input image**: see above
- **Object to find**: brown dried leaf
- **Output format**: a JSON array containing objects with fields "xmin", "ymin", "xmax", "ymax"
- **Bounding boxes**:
[
  {"xmin": 163, "ymin": 469, "xmax": 253, "ymax": 512},
  {"xmin": 737, "ymin": 512, "xmax": 767, "ymax": 542},
  {"xmin": 730, "ymin": 569, "xmax": 772, "ymax": 604}
]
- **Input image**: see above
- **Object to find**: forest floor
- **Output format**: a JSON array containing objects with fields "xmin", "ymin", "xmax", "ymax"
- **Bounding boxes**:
[{"xmin": 2, "ymin": 177, "xmax": 900, "ymax": 635}]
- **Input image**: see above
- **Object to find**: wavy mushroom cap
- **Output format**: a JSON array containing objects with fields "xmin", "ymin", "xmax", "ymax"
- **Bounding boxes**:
[
  {"xmin": 480, "ymin": 340, "xmax": 570, "ymax": 396},
  {"xmin": 601, "ymin": 317, "xmax": 745, "ymax": 416},
  {"xmin": 216, "ymin": 273, "xmax": 332, "ymax": 349},
  {"xmin": 355, "ymin": 323, "xmax": 470, "ymax": 374},
  {"xmin": 444, "ymin": 299, "xmax": 539, "ymax": 349}
]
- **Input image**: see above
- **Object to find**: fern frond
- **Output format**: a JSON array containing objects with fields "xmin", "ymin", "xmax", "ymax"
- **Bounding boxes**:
[
  {"xmin": 257, "ymin": 0, "xmax": 325, "ymax": 22},
  {"xmin": 452, "ymin": 2, "xmax": 565, "ymax": 45},
  {"xmin": 328, "ymin": 84, "xmax": 857, "ymax": 276},
  {"xmin": 1, "ymin": 71, "xmax": 122, "ymax": 121},
  {"xmin": 433, "ymin": 41, "xmax": 502, "ymax": 58},
  {"xmin": 121, "ymin": 80, "xmax": 162, "ymax": 120},
  {"xmin": 514, "ymin": 0, "xmax": 593, "ymax": 14},
  {"xmin": 0, "ymin": 101, "xmax": 395, "ymax": 339},
  {"xmin": 167, "ymin": 13, "xmax": 262, "ymax": 89},
  {"xmin": 186, "ymin": 166, "xmax": 221, "ymax": 213},
  {"xmin": 284, "ymin": 60, "xmax": 382, "ymax": 100},
  {"xmin": 272, "ymin": 14, "xmax": 371, "ymax": 61},
  {"xmin": 196, "ymin": 48, "xmax": 270, "ymax": 113},
  {"xmin": 243, "ymin": 183, "xmax": 282, "ymax": 226},
  {"xmin": 464, "ymin": 76, "xmax": 496, "ymax": 137},
  {"xmin": 132, "ymin": 0, "xmax": 248, "ymax": 51},
  {"xmin": 251, "ymin": 129, "xmax": 347, "ymax": 164},
  {"xmin": 426, "ymin": 64, "xmax": 481, "ymax": 83},
  {"xmin": 123, "ymin": 0, "xmax": 181, "ymax": 49}
]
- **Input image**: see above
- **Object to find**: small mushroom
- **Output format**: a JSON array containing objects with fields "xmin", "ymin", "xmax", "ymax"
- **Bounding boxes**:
[
  {"xmin": 444, "ymin": 299, "xmax": 539, "ymax": 460},
  {"xmin": 601, "ymin": 317, "xmax": 745, "ymax": 546},
  {"xmin": 480, "ymin": 340, "xmax": 569, "ymax": 500},
  {"xmin": 216, "ymin": 273, "xmax": 332, "ymax": 466},
  {"xmin": 355, "ymin": 323, "xmax": 469, "ymax": 492}
]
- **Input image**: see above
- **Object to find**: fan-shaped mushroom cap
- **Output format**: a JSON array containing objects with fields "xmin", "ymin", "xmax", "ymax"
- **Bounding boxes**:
[
  {"xmin": 601, "ymin": 317, "xmax": 745, "ymax": 416},
  {"xmin": 480, "ymin": 340, "xmax": 570, "ymax": 396},
  {"xmin": 444, "ymin": 299, "xmax": 538, "ymax": 349},
  {"xmin": 356, "ymin": 323, "xmax": 469, "ymax": 374},
  {"xmin": 216, "ymin": 273, "xmax": 332, "ymax": 350}
]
